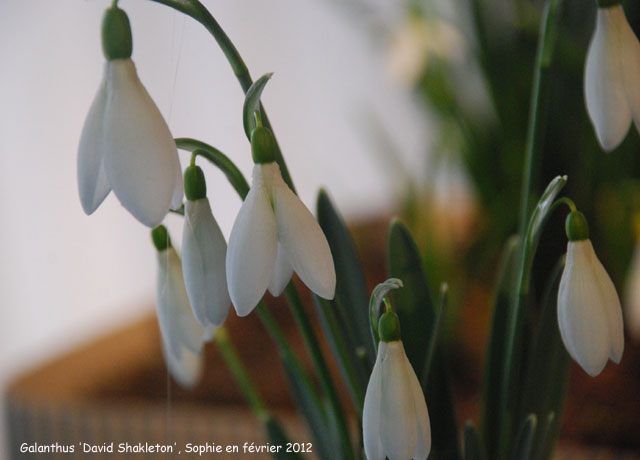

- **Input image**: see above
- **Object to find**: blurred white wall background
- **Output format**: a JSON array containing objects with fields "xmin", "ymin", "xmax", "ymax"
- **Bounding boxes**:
[{"xmin": 0, "ymin": 0, "xmax": 428, "ymax": 452}]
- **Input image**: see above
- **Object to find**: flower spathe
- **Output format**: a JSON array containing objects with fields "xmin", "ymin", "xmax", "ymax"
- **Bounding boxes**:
[
  {"xmin": 77, "ymin": 57, "xmax": 183, "ymax": 227},
  {"xmin": 182, "ymin": 197, "xmax": 231, "ymax": 327},
  {"xmin": 156, "ymin": 245, "xmax": 214, "ymax": 384},
  {"xmin": 226, "ymin": 162, "xmax": 336, "ymax": 316},
  {"xmin": 557, "ymin": 239, "xmax": 624, "ymax": 376},
  {"xmin": 584, "ymin": 4, "xmax": 640, "ymax": 151},
  {"xmin": 363, "ymin": 340, "xmax": 431, "ymax": 460}
]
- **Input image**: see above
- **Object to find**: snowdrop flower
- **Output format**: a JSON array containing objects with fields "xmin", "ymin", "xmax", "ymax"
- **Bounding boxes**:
[
  {"xmin": 152, "ymin": 226, "xmax": 214, "ymax": 386},
  {"xmin": 558, "ymin": 211, "xmax": 624, "ymax": 377},
  {"xmin": 363, "ymin": 311, "xmax": 431, "ymax": 460},
  {"xmin": 584, "ymin": 2, "xmax": 640, "ymax": 151},
  {"xmin": 162, "ymin": 341, "xmax": 204, "ymax": 389},
  {"xmin": 624, "ymin": 238, "xmax": 640, "ymax": 342},
  {"xmin": 77, "ymin": 6, "xmax": 182, "ymax": 227},
  {"xmin": 226, "ymin": 124, "xmax": 336, "ymax": 316},
  {"xmin": 182, "ymin": 164, "xmax": 231, "ymax": 327}
]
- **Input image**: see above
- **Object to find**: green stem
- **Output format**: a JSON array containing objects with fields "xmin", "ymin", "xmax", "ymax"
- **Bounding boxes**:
[
  {"xmin": 148, "ymin": 0, "xmax": 295, "ymax": 191},
  {"xmin": 214, "ymin": 327, "xmax": 269, "ymax": 420},
  {"xmin": 502, "ymin": 0, "xmax": 563, "ymax": 457},
  {"xmin": 175, "ymin": 138, "xmax": 250, "ymax": 199},
  {"xmin": 284, "ymin": 284, "xmax": 355, "ymax": 460},
  {"xmin": 517, "ymin": 0, "xmax": 563, "ymax": 237}
]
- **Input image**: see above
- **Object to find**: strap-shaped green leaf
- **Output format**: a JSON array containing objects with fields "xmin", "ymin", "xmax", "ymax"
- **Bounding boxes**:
[
  {"xmin": 481, "ymin": 235, "xmax": 520, "ymax": 459},
  {"xmin": 387, "ymin": 219, "xmax": 434, "ymax": 375},
  {"xmin": 387, "ymin": 220, "xmax": 458, "ymax": 460},
  {"xmin": 464, "ymin": 421, "xmax": 488, "ymax": 460},
  {"xmin": 312, "ymin": 296, "xmax": 367, "ymax": 415},
  {"xmin": 255, "ymin": 305, "xmax": 334, "ymax": 460},
  {"xmin": 497, "ymin": 176, "xmax": 568, "ymax": 458},
  {"xmin": 509, "ymin": 415, "xmax": 537, "ymax": 460},
  {"xmin": 521, "ymin": 258, "xmax": 569, "ymax": 460},
  {"xmin": 264, "ymin": 417, "xmax": 305, "ymax": 460},
  {"xmin": 317, "ymin": 190, "xmax": 375, "ymax": 368},
  {"xmin": 243, "ymin": 73, "xmax": 273, "ymax": 139}
]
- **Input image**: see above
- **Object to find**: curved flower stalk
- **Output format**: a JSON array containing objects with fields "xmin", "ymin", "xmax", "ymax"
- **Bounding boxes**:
[
  {"xmin": 77, "ymin": 5, "xmax": 182, "ymax": 227},
  {"xmin": 182, "ymin": 165, "xmax": 231, "ymax": 327},
  {"xmin": 363, "ymin": 310, "xmax": 431, "ymax": 460},
  {"xmin": 226, "ymin": 125, "xmax": 336, "ymax": 316},
  {"xmin": 152, "ymin": 226, "xmax": 214, "ymax": 386},
  {"xmin": 584, "ymin": 3, "xmax": 640, "ymax": 151},
  {"xmin": 557, "ymin": 211, "xmax": 624, "ymax": 376}
]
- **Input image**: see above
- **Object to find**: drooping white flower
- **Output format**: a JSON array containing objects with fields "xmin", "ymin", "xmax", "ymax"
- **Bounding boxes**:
[
  {"xmin": 624, "ymin": 241, "xmax": 640, "ymax": 342},
  {"xmin": 152, "ymin": 225, "xmax": 214, "ymax": 389},
  {"xmin": 558, "ymin": 226, "xmax": 624, "ymax": 376},
  {"xmin": 162, "ymin": 341, "xmax": 205, "ymax": 389},
  {"xmin": 182, "ymin": 194, "xmax": 231, "ymax": 326},
  {"xmin": 77, "ymin": 6, "xmax": 182, "ymax": 227},
  {"xmin": 226, "ymin": 161, "xmax": 336, "ymax": 316},
  {"xmin": 363, "ymin": 340, "xmax": 431, "ymax": 460},
  {"xmin": 584, "ymin": 4, "xmax": 640, "ymax": 151}
]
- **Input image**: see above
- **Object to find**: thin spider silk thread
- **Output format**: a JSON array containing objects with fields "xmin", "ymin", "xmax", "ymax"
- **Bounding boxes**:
[{"xmin": 164, "ymin": 10, "xmax": 186, "ymax": 456}]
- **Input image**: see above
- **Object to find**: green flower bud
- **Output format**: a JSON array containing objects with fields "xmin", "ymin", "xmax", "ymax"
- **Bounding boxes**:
[
  {"xmin": 251, "ymin": 126, "xmax": 276, "ymax": 164},
  {"xmin": 102, "ymin": 6, "xmax": 133, "ymax": 61},
  {"xmin": 378, "ymin": 311, "xmax": 401, "ymax": 342},
  {"xmin": 184, "ymin": 165, "xmax": 207, "ymax": 201},
  {"xmin": 151, "ymin": 225, "xmax": 171, "ymax": 251},
  {"xmin": 565, "ymin": 211, "xmax": 589, "ymax": 241}
]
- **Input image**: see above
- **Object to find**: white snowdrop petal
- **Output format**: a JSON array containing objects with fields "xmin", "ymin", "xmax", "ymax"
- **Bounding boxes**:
[
  {"xmin": 612, "ymin": 5, "xmax": 640, "ymax": 134},
  {"xmin": 405, "ymin": 350, "xmax": 431, "ymax": 460},
  {"xmin": 380, "ymin": 341, "xmax": 418, "ymax": 460},
  {"xmin": 183, "ymin": 199, "xmax": 231, "ymax": 327},
  {"xmin": 268, "ymin": 244, "xmax": 294, "ymax": 297},
  {"xmin": 171, "ymin": 162, "xmax": 184, "ymax": 211},
  {"xmin": 557, "ymin": 241, "xmax": 611, "ymax": 376},
  {"xmin": 103, "ymin": 59, "xmax": 178, "ymax": 228},
  {"xmin": 585, "ymin": 7, "xmax": 632, "ymax": 151},
  {"xmin": 363, "ymin": 342, "xmax": 386, "ymax": 460},
  {"xmin": 77, "ymin": 68, "xmax": 111, "ymax": 214},
  {"xmin": 156, "ymin": 248, "xmax": 207, "ymax": 357},
  {"xmin": 226, "ymin": 184, "xmax": 278, "ymax": 316},
  {"xmin": 624, "ymin": 245, "xmax": 640, "ymax": 342},
  {"xmin": 589, "ymin": 242, "xmax": 625, "ymax": 363},
  {"xmin": 163, "ymin": 342, "xmax": 204, "ymax": 389},
  {"xmin": 273, "ymin": 182, "xmax": 336, "ymax": 300}
]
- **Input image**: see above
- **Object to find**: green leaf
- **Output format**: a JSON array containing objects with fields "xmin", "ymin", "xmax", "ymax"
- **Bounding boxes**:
[
  {"xmin": 521, "ymin": 258, "xmax": 569, "ymax": 460},
  {"xmin": 243, "ymin": 73, "xmax": 273, "ymax": 140},
  {"xmin": 255, "ymin": 305, "xmax": 334, "ymax": 460},
  {"xmin": 317, "ymin": 190, "xmax": 375, "ymax": 369},
  {"xmin": 464, "ymin": 422, "xmax": 488, "ymax": 460},
  {"xmin": 509, "ymin": 415, "xmax": 537, "ymax": 460},
  {"xmin": 312, "ymin": 296, "xmax": 367, "ymax": 415},
  {"xmin": 532, "ymin": 413, "xmax": 558, "ymax": 460},
  {"xmin": 387, "ymin": 220, "xmax": 459, "ymax": 460},
  {"xmin": 263, "ymin": 417, "xmax": 305, "ymax": 460},
  {"xmin": 175, "ymin": 138, "xmax": 249, "ymax": 199},
  {"xmin": 424, "ymin": 348, "xmax": 459, "ymax": 460},
  {"xmin": 481, "ymin": 235, "xmax": 520, "ymax": 459},
  {"xmin": 421, "ymin": 283, "xmax": 448, "ymax": 386},
  {"xmin": 497, "ymin": 176, "xmax": 568, "ymax": 458},
  {"xmin": 387, "ymin": 219, "xmax": 434, "ymax": 376}
]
